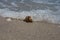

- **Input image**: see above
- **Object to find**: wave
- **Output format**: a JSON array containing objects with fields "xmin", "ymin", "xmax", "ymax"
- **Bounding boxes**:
[
  {"xmin": 0, "ymin": 0, "xmax": 60, "ymax": 24},
  {"xmin": 0, "ymin": 8, "xmax": 60, "ymax": 24}
]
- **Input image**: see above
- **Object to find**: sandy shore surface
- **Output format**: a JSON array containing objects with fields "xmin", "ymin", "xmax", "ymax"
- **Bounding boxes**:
[{"xmin": 0, "ymin": 16, "xmax": 60, "ymax": 40}]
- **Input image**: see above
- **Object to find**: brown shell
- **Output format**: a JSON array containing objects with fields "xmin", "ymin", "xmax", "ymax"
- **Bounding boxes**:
[{"xmin": 23, "ymin": 16, "xmax": 33, "ymax": 23}]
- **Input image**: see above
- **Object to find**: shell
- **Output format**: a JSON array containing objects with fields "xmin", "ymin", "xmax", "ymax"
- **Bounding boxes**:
[{"xmin": 23, "ymin": 16, "xmax": 33, "ymax": 23}]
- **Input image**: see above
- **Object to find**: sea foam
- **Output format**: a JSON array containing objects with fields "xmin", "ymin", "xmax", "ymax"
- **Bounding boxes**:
[{"xmin": 0, "ymin": 8, "xmax": 60, "ymax": 24}]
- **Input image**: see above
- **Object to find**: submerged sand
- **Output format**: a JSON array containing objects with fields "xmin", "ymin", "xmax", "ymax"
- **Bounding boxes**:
[{"xmin": 0, "ymin": 16, "xmax": 60, "ymax": 40}]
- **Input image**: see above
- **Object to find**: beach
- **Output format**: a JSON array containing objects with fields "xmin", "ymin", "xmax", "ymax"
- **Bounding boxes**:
[{"xmin": 0, "ymin": 16, "xmax": 60, "ymax": 40}]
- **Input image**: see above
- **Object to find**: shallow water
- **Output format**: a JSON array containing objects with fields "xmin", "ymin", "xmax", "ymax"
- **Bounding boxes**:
[{"xmin": 0, "ymin": 0, "xmax": 60, "ymax": 24}]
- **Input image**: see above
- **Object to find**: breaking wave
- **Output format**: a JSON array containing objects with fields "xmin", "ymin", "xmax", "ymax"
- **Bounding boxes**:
[{"xmin": 0, "ymin": 8, "xmax": 60, "ymax": 24}]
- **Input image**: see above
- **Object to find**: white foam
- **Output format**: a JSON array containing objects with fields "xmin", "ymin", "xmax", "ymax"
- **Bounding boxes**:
[
  {"xmin": 0, "ymin": 8, "xmax": 60, "ymax": 24},
  {"xmin": 32, "ymin": 0, "xmax": 54, "ymax": 4},
  {"xmin": 6, "ymin": 18, "xmax": 12, "ymax": 22}
]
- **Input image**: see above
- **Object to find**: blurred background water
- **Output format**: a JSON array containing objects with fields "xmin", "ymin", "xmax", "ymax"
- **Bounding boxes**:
[{"xmin": 0, "ymin": 0, "xmax": 60, "ymax": 24}]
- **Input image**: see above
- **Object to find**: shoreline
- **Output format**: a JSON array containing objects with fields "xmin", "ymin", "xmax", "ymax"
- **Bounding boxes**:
[
  {"xmin": 1, "ymin": 16, "xmax": 60, "ymax": 25},
  {"xmin": 0, "ymin": 16, "xmax": 60, "ymax": 25}
]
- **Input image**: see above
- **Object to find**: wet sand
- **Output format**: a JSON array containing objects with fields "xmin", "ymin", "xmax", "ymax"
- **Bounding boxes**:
[{"xmin": 0, "ymin": 16, "xmax": 60, "ymax": 40}]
